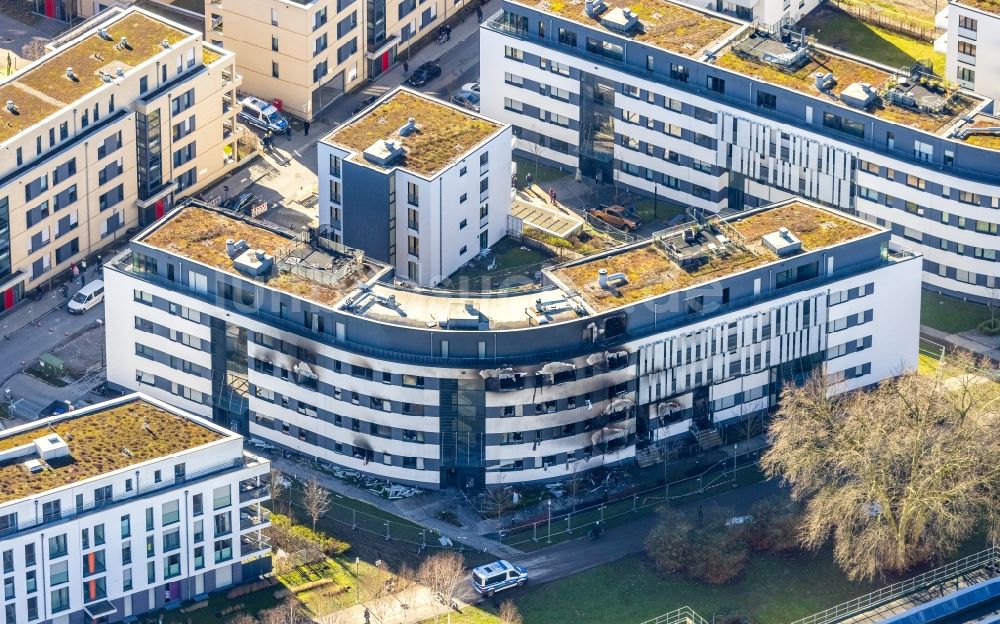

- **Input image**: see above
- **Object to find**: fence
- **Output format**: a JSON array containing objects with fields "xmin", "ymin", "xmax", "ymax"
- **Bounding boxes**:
[
  {"xmin": 638, "ymin": 607, "xmax": 710, "ymax": 624},
  {"xmin": 827, "ymin": 0, "xmax": 940, "ymax": 42},
  {"xmin": 788, "ymin": 546, "xmax": 1000, "ymax": 624},
  {"xmin": 498, "ymin": 447, "xmax": 766, "ymax": 548}
]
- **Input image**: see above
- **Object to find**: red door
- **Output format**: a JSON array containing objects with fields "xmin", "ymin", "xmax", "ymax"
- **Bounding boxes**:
[
  {"xmin": 45, "ymin": 0, "xmax": 56, "ymax": 17},
  {"xmin": 155, "ymin": 199, "xmax": 165, "ymax": 220},
  {"xmin": 2, "ymin": 289, "xmax": 13, "ymax": 311},
  {"xmin": 381, "ymin": 51, "xmax": 390, "ymax": 73}
]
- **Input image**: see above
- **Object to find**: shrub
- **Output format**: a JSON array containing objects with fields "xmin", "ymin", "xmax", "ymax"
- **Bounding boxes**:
[
  {"xmin": 978, "ymin": 319, "xmax": 1000, "ymax": 336},
  {"xmin": 746, "ymin": 496, "xmax": 802, "ymax": 553},
  {"xmin": 267, "ymin": 514, "xmax": 350, "ymax": 557},
  {"xmin": 645, "ymin": 506, "xmax": 749, "ymax": 585}
]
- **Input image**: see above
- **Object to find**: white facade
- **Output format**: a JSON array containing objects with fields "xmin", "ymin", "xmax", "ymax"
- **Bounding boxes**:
[
  {"xmin": 941, "ymin": 1, "xmax": 1000, "ymax": 101},
  {"xmin": 318, "ymin": 88, "xmax": 513, "ymax": 287},
  {"xmin": 0, "ymin": 395, "xmax": 270, "ymax": 624},
  {"xmin": 480, "ymin": 14, "xmax": 1000, "ymax": 303}
]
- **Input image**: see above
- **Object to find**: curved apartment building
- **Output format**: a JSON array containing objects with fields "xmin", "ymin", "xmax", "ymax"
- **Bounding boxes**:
[{"xmin": 105, "ymin": 199, "xmax": 920, "ymax": 489}]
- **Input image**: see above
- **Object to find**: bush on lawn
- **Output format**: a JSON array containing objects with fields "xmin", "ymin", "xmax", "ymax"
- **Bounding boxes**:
[
  {"xmin": 645, "ymin": 507, "xmax": 749, "ymax": 584},
  {"xmin": 267, "ymin": 514, "xmax": 350, "ymax": 557},
  {"xmin": 978, "ymin": 319, "xmax": 1000, "ymax": 336},
  {"xmin": 745, "ymin": 496, "xmax": 802, "ymax": 553}
]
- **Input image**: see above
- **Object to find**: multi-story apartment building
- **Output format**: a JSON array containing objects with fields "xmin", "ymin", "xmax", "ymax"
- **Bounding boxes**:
[
  {"xmin": 938, "ymin": 0, "xmax": 1000, "ymax": 101},
  {"xmin": 104, "ymin": 198, "xmax": 919, "ymax": 489},
  {"xmin": 206, "ymin": 0, "xmax": 473, "ymax": 120},
  {"xmin": 318, "ymin": 88, "xmax": 512, "ymax": 286},
  {"xmin": 0, "ymin": 6, "xmax": 240, "ymax": 313},
  {"xmin": 480, "ymin": 0, "xmax": 1000, "ymax": 303},
  {"xmin": 0, "ymin": 393, "xmax": 271, "ymax": 624}
]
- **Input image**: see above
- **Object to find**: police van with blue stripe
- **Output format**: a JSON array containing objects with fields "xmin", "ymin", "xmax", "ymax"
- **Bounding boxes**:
[{"xmin": 470, "ymin": 560, "xmax": 528, "ymax": 597}]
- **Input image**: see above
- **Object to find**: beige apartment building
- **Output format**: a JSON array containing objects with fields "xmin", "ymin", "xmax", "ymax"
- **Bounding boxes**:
[
  {"xmin": 207, "ymin": 0, "xmax": 472, "ymax": 121},
  {"xmin": 0, "ymin": 5, "xmax": 240, "ymax": 312}
]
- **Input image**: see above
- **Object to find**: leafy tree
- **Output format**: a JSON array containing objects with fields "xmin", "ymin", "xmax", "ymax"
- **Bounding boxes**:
[{"xmin": 762, "ymin": 354, "xmax": 1000, "ymax": 580}]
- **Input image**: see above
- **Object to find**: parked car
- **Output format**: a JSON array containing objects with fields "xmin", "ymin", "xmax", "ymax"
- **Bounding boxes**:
[
  {"xmin": 406, "ymin": 61, "xmax": 442, "ymax": 87},
  {"xmin": 587, "ymin": 204, "xmax": 641, "ymax": 231},
  {"xmin": 223, "ymin": 192, "xmax": 257, "ymax": 213},
  {"xmin": 460, "ymin": 81, "xmax": 480, "ymax": 93},
  {"xmin": 353, "ymin": 94, "xmax": 380, "ymax": 115},
  {"xmin": 451, "ymin": 90, "xmax": 480, "ymax": 112},
  {"xmin": 238, "ymin": 96, "xmax": 289, "ymax": 133},
  {"xmin": 67, "ymin": 280, "xmax": 105, "ymax": 314},
  {"xmin": 470, "ymin": 560, "xmax": 527, "ymax": 597}
]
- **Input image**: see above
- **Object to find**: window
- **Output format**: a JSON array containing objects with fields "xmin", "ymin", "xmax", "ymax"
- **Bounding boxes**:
[
  {"xmin": 51, "ymin": 587, "xmax": 70, "ymax": 613},
  {"xmin": 313, "ymin": 60, "xmax": 329, "ymax": 82},
  {"xmin": 906, "ymin": 174, "xmax": 926, "ymax": 189},
  {"xmin": 959, "ymin": 190, "xmax": 981, "ymax": 205},
  {"xmin": 504, "ymin": 46, "xmax": 524, "ymax": 61},
  {"xmin": 503, "ymin": 97, "xmax": 523, "ymax": 113},
  {"xmin": 24, "ymin": 174, "xmax": 48, "ymax": 202},
  {"xmin": 271, "ymin": 61, "xmax": 280, "ymax": 78},
  {"xmin": 958, "ymin": 41, "xmax": 977, "ymax": 57},
  {"xmin": 170, "ymin": 89, "xmax": 194, "ymax": 115},
  {"xmin": 271, "ymin": 35, "xmax": 279, "ymax": 51},
  {"xmin": 756, "ymin": 91, "xmax": 776, "ymax": 109},
  {"xmin": 213, "ymin": 485, "xmax": 231, "ymax": 510},
  {"xmin": 52, "ymin": 158, "xmax": 77, "ymax": 185},
  {"xmin": 162, "ymin": 500, "xmax": 180, "ymax": 525},
  {"xmin": 122, "ymin": 568, "xmax": 132, "ymax": 592},
  {"xmin": 858, "ymin": 186, "xmax": 880, "ymax": 202},
  {"xmin": 98, "ymin": 184, "xmax": 124, "ymax": 211},
  {"xmin": 959, "ymin": 14, "xmax": 977, "ymax": 30},
  {"xmin": 43, "ymin": 502, "xmax": 62, "ymax": 524},
  {"xmin": 822, "ymin": 112, "xmax": 865, "ymax": 138},
  {"xmin": 407, "ymin": 181, "xmax": 419, "ymax": 206},
  {"xmin": 622, "ymin": 83, "xmax": 640, "ymax": 98},
  {"xmin": 706, "ymin": 76, "xmax": 725, "ymax": 93},
  {"xmin": 336, "ymin": 37, "xmax": 357, "ymax": 63},
  {"xmin": 558, "ymin": 28, "xmax": 576, "ymax": 45},
  {"xmin": 214, "ymin": 538, "xmax": 233, "ymax": 563}
]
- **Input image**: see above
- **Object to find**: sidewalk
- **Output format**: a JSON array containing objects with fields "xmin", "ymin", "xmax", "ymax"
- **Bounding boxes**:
[{"xmin": 921, "ymin": 325, "xmax": 1000, "ymax": 363}]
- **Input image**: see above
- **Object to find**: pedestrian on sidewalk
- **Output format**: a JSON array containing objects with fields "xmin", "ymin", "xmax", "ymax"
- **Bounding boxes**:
[
  {"xmin": 445, "ymin": 24, "xmax": 452, "ymax": 40},
  {"xmin": 303, "ymin": 120, "xmax": 311, "ymax": 136},
  {"xmin": 403, "ymin": 60, "xmax": 409, "ymax": 74},
  {"xmin": 549, "ymin": 187, "xmax": 556, "ymax": 204},
  {"xmin": 80, "ymin": 259, "xmax": 87, "ymax": 274},
  {"xmin": 476, "ymin": 5, "xmax": 483, "ymax": 22},
  {"xmin": 71, "ymin": 263, "xmax": 79, "ymax": 281},
  {"xmin": 285, "ymin": 125, "xmax": 292, "ymax": 141},
  {"xmin": 525, "ymin": 171, "xmax": 533, "ymax": 187},
  {"xmin": 80, "ymin": 272, "xmax": 86, "ymax": 287}
]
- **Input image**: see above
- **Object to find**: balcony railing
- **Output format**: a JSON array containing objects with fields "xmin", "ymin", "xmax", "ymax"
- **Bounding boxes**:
[
  {"xmin": 239, "ymin": 483, "xmax": 270, "ymax": 503},
  {"xmin": 240, "ymin": 534, "xmax": 271, "ymax": 557},
  {"xmin": 240, "ymin": 509, "xmax": 272, "ymax": 531}
]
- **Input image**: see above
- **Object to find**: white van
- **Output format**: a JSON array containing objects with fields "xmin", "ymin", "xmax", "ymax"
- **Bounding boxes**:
[
  {"xmin": 238, "ymin": 96, "xmax": 289, "ymax": 133},
  {"xmin": 470, "ymin": 560, "xmax": 527, "ymax": 596},
  {"xmin": 67, "ymin": 280, "xmax": 104, "ymax": 314}
]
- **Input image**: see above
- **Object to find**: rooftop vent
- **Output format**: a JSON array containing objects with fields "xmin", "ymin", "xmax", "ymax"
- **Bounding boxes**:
[
  {"xmin": 840, "ymin": 82, "xmax": 877, "ymax": 109},
  {"xmin": 33, "ymin": 433, "xmax": 70, "ymax": 461},
  {"xmin": 600, "ymin": 6, "xmax": 641, "ymax": 33},
  {"xmin": 225, "ymin": 238, "xmax": 249, "ymax": 258},
  {"xmin": 118, "ymin": 36, "xmax": 129, "ymax": 49},
  {"xmin": 116, "ymin": 66, "xmax": 125, "ymax": 77},
  {"xmin": 66, "ymin": 67, "xmax": 75, "ymax": 80},
  {"xmin": 585, "ymin": 0, "xmax": 608, "ymax": 17},
  {"xmin": 101, "ymin": 72, "xmax": 113, "ymax": 83},
  {"xmin": 762, "ymin": 227, "xmax": 803, "ymax": 256},
  {"xmin": 5, "ymin": 100, "xmax": 16, "ymax": 114},
  {"xmin": 23, "ymin": 459, "xmax": 44, "ymax": 475},
  {"xmin": 362, "ymin": 139, "xmax": 405, "ymax": 166},
  {"xmin": 398, "ymin": 117, "xmax": 418, "ymax": 137},
  {"xmin": 98, "ymin": 28, "xmax": 110, "ymax": 40},
  {"xmin": 815, "ymin": 71, "xmax": 835, "ymax": 91},
  {"xmin": 233, "ymin": 248, "xmax": 273, "ymax": 277},
  {"xmin": 161, "ymin": 39, "xmax": 170, "ymax": 48}
]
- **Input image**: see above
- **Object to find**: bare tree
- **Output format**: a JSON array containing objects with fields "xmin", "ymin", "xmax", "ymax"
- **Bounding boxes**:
[
  {"xmin": 268, "ymin": 469, "xmax": 286, "ymax": 514},
  {"xmin": 395, "ymin": 564, "xmax": 420, "ymax": 624},
  {"xmin": 302, "ymin": 477, "xmax": 332, "ymax": 532},
  {"xmin": 763, "ymin": 354, "xmax": 1000, "ymax": 581},
  {"xmin": 21, "ymin": 39, "xmax": 46, "ymax": 62},
  {"xmin": 520, "ymin": 137, "xmax": 546, "ymax": 185},
  {"xmin": 483, "ymin": 478, "xmax": 515, "ymax": 536},
  {"xmin": 258, "ymin": 597, "xmax": 305, "ymax": 624},
  {"xmin": 499, "ymin": 599, "xmax": 523, "ymax": 624},
  {"xmin": 417, "ymin": 551, "xmax": 470, "ymax": 623},
  {"xmin": 564, "ymin": 460, "xmax": 585, "ymax": 512},
  {"xmin": 231, "ymin": 614, "xmax": 258, "ymax": 624}
]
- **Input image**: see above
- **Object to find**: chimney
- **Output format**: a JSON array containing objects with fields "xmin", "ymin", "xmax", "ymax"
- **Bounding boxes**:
[
  {"xmin": 598, "ymin": 268, "xmax": 609, "ymax": 289},
  {"xmin": 66, "ymin": 67, "xmax": 75, "ymax": 80},
  {"xmin": 226, "ymin": 239, "xmax": 236, "ymax": 256},
  {"xmin": 6, "ymin": 100, "xmax": 16, "ymax": 113}
]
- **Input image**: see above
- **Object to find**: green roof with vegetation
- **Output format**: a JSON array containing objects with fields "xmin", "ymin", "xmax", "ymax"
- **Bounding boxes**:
[
  {"xmin": 0, "ymin": 11, "xmax": 188, "ymax": 143},
  {"xmin": 326, "ymin": 90, "xmax": 503, "ymax": 177},
  {"xmin": 0, "ymin": 399, "xmax": 223, "ymax": 504}
]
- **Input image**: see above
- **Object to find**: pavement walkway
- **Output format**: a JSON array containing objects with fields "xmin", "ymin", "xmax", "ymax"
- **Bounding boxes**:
[{"xmin": 922, "ymin": 325, "xmax": 1000, "ymax": 363}]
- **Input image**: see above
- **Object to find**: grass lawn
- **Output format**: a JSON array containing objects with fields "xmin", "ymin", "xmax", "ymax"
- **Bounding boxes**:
[
  {"xmin": 445, "ymin": 236, "xmax": 554, "ymax": 289},
  {"xmin": 799, "ymin": 7, "xmax": 944, "ymax": 75},
  {"xmin": 920, "ymin": 290, "xmax": 992, "ymax": 334},
  {"xmin": 633, "ymin": 198, "xmax": 688, "ymax": 227},
  {"xmin": 514, "ymin": 156, "xmax": 570, "ymax": 187}
]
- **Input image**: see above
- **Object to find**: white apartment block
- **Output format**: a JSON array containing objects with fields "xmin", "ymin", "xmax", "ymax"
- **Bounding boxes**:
[
  {"xmin": 103, "ymin": 198, "xmax": 919, "ymax": 489},
  {"xmin": 938, "ymin": 0, "xmax": 1000, "ymax": 101},
  {"xmin": 318, "ymin": 88, "xmax": 512, "ymax": 286},
  {"xmin": 0, "ymin": 6, "xmax": 241, "ymax": 314},
  {"xmin": 0, "ymin": 394, "xmax": 270, "ymax": 624},
  {"xmin": 481, "ymin": 0, "xmax": 1000, "ymax": 303}
]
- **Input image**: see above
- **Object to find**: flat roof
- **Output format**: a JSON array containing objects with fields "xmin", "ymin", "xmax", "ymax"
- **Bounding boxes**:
[
  {"xmin": 0, "ymin": 11, "xmax": 189, "ymax": 143},
  {"xmin": 715, "ymin": 31, "xmax": 977, "ymax": 134},
  {"xmin": 138, "ymin": 205, "xmax": 382, "ymax": 307},
  {"xmin": 511, "ymin": 0, "xmax": 739, "ymax": 56},
  {"xmin": 324, "ymin": 89, "xmax": 503, "ymax": 177},
  {"xmin": 0, "ymin": 397, "xmax": 225, "ymax": 505},
  {"xmin": 953, "ymin": 0, "xmax": 1000, "ymax": 16},
  {"xmin": 551, "ymin": 201, "xmax": 878, "ymax": 311}
]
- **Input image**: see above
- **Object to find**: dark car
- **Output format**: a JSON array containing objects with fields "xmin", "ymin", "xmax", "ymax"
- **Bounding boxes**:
[
  {"xmin": 223, "ymin": 192, "xmax": 257, "ymax": 213},
  {"xmin": 353, "ymin": 94, "xmax": 380, "ymax": 115},
  {"xmin": 406, "ymin": 62, "xmax": 442, "ymax": 87}
]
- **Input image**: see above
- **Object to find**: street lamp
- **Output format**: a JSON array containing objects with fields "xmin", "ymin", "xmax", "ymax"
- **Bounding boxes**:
[
  {"xmin": 355, "ymin": 556, "xmax": 360, "ymax": 604},
  {"xmin": 546, "ymin": 499, "xmax": 552, "ymax": 544}
]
